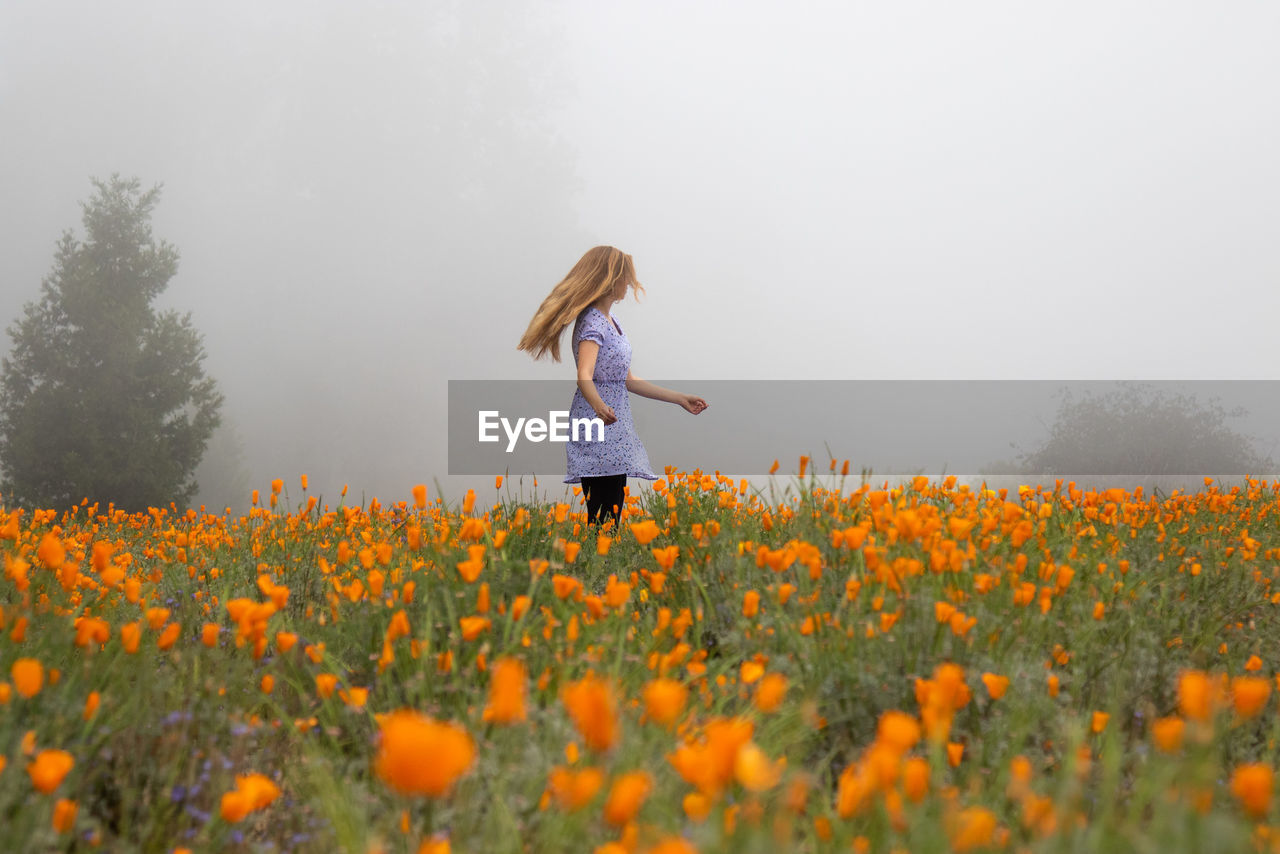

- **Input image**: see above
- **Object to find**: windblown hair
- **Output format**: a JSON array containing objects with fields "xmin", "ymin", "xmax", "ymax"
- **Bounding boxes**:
[{"xmin": 517, "ymin": 245, "xmax": 644, "ymax": 362}]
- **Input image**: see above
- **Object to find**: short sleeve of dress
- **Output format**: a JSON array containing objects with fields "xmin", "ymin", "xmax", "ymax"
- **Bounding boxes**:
[{"xmin": 574, "ymin": 310, "xmax": 606, "ymax": 348}]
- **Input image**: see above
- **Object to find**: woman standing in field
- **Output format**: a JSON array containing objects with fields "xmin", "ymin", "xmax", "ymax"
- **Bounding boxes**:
[{"xmin": 517, "ymin": 246, "xmax": 708, "ymax": 529}]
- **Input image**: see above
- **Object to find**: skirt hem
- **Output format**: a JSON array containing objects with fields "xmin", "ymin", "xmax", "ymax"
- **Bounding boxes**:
[{"xmin": 564, "ymin": 470, "xmax": 659, "ymax": 484}]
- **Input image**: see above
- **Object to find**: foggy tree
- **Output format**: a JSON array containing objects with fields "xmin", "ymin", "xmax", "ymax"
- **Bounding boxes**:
[
  {"xmin": 1014, "ymin": 382, "xmax": 1273, "ymax": 479},
  {"xmin": 0, "ymin": 174, "xmax": 223, "ymax": 510}
]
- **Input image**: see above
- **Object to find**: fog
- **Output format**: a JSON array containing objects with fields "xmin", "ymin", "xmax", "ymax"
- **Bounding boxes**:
[{"xmin": 2, "ymin": 1, "xmax": 1278, "ymax": 511}]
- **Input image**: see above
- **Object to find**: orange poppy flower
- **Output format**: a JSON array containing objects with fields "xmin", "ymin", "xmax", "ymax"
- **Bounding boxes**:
[
  {"xmin": 36, "ymin": 533, "xmax": 66, "ymax": 569},
  {"xmin": 562, "ymin": 675, "xmax": 620, "ymax": 752},
  {"xmin": 642, "ymin": 678, "xmax": 687, "ymax": 728},
  {"xmin": 339, "ymin": 687, "xmax": 369, "ymax": 708},
  {"xmin": 875, "ymin": 711, "xmax": 921, "ymax": 754},
  {"xmin": 902, "ymin": 757, "xmax": 929, "ymax": 803},
  {"xmin": 1231, "ymin": 676, "xmax": 1271, "ymax": 719},
  {"xmin": 315, "ymin": 674, "xmax": 339, "ymax": 699},
  {"xmin": 948, "ymin": 806, "xmax": 997, "ymax": 852},
  {"xmin": 28, "ymin": 749, "xmax": 74, "ymax": 794},
  {"xmin": 603, "ymin": 576, "xmax": 631, "ymax": 609},
  {"xmin": 740, "ymin": 661, "xmax": 764, "ymax": 685},
  {"xmin": 754, "ymin": 673, "xmax": 788, "ymax": 713},
  {"xmin": 220, "ymin": 773, "xmax": 281, "ymax": 822},
  {"xmin": 456, "ymin": 555, "xmax": 483, "ymax": 584},
  {"xmin": 981, "ymin": 673, "xmax": 1009, "ymax": 700},
  {"xmin": 652, "ymin": 545, "xmax": 679, "ymax": 571},
  {"xmin": 52, "ymin": 798, "xmax": 77, "ymax": 833},
  {"xmin": 603, "ymin": 770, "xmax": 653, "ymax": 826},
  {"xmin": 629, "ymin": 520, "xmax": 660, "ymax": 546},
  {"xmin": 459, "ymin": 616, "xmax": 491, "ymax": 642},
  {"xmin": 733, "ymin": 742, "xmax": 783, "ymax": 791},
  {"xmin": 1151, "ymin": 717, "xmax": 1184, "ymax": 753},
  {"xmin": 546, "ymin": 765, "xmax": 604, "ymax": 811},
  {"xmin": 552, "ymin": 575, "xmax": 583, "ymax": 601},
  {"xmin": 74, "ymin": 617, "xmax": 110, "ymax": 648},
  {"xmin": 156, "ymin": 622, "xmax": 181, "ymax": 651},
  {"xmin": 120, "ymin": 621, "xmax": 142, "ymax": 654},
  {"xmin": 11, "ymin": 659, "xmax": 43, "ymax": 699},
  {"xmin": 511, "ymin": 595, "xmax": 532, "ymax": 621},
  {"xmin": 483, "ymin": 658, "xmax": 528, "ymax": 725},
  {"xmin": 1231, "ymin": 763, "xmax": 1273, "ymax": 819},
  {"xmin": 1178, "ymin": 670, "xmax": 1222, "ymax": 722},
  {"xmin": 374, "ymin": 710, "xmax": 475, "ymax": 797},
  {"xmin": 668, "ymin": 717, "xmax": 754, "ymax": 796}
]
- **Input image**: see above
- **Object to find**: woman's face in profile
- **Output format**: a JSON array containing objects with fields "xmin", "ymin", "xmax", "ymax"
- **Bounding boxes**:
[{"xmin": 612, "ymin": 277, "xmax": 630, "ymax": 302}]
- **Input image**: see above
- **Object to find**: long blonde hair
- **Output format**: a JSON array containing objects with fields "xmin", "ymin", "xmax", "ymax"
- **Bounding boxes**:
[{"xmin": 517, "ymin": 245, "xmax": 644, "ymax": 362}]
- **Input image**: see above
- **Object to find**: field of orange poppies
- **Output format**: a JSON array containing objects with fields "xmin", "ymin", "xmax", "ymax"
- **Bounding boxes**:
[{"xmin": 4, "ymin": 464, "xmax": 1280, "ymax": 852}]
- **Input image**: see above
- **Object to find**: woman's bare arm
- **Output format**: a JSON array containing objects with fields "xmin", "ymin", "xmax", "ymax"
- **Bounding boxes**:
[
  {"xmin": 625, "ymin": 372, "xmax": 681, "ymax": 404},
  {"xmin": 576, "ymin": 341, "xmax": 617, "ymax": 424},
  {"xmin": 627, "ymin": 370, "xmax": 708, "ymax": 414}
]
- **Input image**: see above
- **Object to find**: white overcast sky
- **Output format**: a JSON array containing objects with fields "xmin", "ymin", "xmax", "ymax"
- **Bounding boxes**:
[{"xmin": 1, "ymin": 1, "xmax": 1277, "ymax": 507}]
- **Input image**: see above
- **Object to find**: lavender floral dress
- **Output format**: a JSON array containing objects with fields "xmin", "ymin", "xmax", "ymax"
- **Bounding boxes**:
[{"xmin": 564, "ymin": 307, "xmax": 658, "ymax": 483}]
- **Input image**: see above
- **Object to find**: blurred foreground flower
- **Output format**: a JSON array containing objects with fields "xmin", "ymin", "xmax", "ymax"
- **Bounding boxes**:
[
  {"xmin": 375, "ymin": 710, "xmax": 475, "ymax": 797},
  {"xmin": 27, "ymin": 749, "xmax": 74, "ymax": 794},
  {"xmin": 483, "ymin": 657, "xmax": 528, "ymax": 724},
  {"xmin": 220, "ymin": 773, "xmax": 281, "ymax": 822},
  {"xmin": 562, "ymin": 675, "xmax": 620, "ymax": 752}
]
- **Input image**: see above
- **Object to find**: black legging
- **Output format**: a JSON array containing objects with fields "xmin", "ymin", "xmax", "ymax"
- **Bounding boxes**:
[{"xmin": 581, "ymin": 474, "xmax": 626, "ymax": 528}]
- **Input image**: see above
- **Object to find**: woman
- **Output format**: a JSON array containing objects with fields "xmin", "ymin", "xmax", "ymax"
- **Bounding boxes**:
[{"xmin": 517, "ymin": 246, "xmax": 708, "ymax": 529}]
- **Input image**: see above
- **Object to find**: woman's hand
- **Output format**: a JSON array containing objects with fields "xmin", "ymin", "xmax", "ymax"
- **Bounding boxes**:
[
  {"xmin": 679, "ymin": 394, "xmax": 708, "ymax": 415},
  {"xmin": 594, "ymin": 404, "xmax": 618, "ymax": 425}
]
